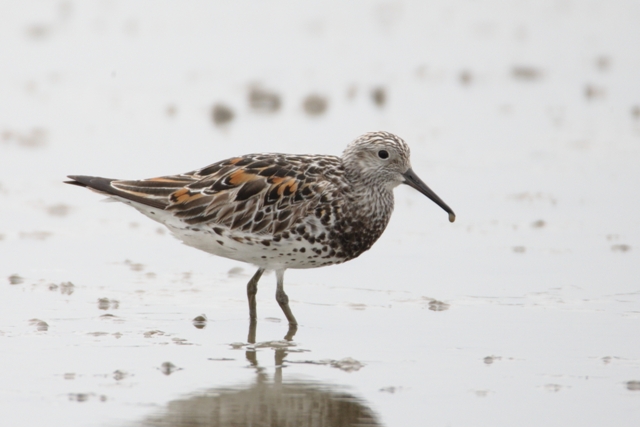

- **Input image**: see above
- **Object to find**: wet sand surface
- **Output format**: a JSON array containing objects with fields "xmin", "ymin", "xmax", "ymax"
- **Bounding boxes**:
[{"xmin": 1, "ymin": 1, "xmax": 640, "ymax": 426}]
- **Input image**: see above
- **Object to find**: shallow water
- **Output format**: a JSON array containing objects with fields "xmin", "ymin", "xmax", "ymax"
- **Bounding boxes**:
[{"xmin": 1, "ymin": 1, "xmax": 640, "ymax": 426}]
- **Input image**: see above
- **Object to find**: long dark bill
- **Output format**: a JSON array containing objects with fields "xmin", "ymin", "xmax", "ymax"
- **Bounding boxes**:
[{"xmin": 402, "ymin": 168, "xmax": 456, "ymax": 223}]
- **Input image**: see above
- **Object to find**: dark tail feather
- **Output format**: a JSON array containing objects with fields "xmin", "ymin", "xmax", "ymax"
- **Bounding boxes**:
[{"xmin": 65, "ymin": 175, "xmax": 168, "ymax": 210}]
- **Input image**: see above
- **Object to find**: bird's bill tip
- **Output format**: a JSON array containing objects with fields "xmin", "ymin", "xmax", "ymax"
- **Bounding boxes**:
[{"xmin": 402, "ymin": 168, "xmax": 455, "ymax": 223}]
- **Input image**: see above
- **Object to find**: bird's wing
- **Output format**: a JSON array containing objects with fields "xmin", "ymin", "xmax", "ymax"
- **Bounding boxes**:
[{"xmin": 67, "ymin": 154, "xmax": 344, "ymax": 236}]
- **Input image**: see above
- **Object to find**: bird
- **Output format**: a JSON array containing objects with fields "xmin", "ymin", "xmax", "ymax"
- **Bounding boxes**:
[{"xmin": 66, "ymin": 131, "xmax": 455, "ymax": 326}]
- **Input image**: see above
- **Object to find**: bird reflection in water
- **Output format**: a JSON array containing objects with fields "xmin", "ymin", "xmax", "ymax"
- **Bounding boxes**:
[{"xmin": 140, "ymin": 322, "xmax": 381, "ymax": 427}]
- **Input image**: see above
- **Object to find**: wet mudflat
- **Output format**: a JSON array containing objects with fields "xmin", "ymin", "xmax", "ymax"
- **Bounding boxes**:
[{"xmin": 1, "ymin": 1, "xmax": 640, "ymax": 426}]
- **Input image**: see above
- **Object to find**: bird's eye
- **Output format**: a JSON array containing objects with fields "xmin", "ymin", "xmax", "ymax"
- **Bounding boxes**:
[{"xmin": 378, "ymin": 150, "xmax": 389, "ymax": 159}]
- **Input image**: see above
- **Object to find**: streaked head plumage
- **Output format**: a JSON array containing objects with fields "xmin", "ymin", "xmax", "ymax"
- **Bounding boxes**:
[{"xmin": 342, "ymin": 131, "xmax": 412, "ymax": 189}]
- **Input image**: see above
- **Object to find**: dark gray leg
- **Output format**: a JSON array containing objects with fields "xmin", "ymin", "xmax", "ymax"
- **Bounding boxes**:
[
  {"xmin": 247, "ymin": 268, "xmax": 265, "ymax": 321},
  {"xmin": 275, "ymin": 269, "xmax": 298, "ymax": 325}
]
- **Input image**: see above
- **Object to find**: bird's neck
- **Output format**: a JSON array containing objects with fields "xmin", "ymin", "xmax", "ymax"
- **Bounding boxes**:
[{"xmin": 346, "ymin": 171, "xmax": 395, "ymax": 227}]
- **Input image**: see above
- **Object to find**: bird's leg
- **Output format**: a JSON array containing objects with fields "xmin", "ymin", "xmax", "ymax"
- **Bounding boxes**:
[
  {"xmin": 247, "ymin": 319, "xmax": 257, "ymax": 344},
  {"xmin": 247, "ymin": 268, "xmax": 265, "ymax": 321},
  {"xmin": 275, "ymin": 269, "xmax": 298, "ymax": 325}
]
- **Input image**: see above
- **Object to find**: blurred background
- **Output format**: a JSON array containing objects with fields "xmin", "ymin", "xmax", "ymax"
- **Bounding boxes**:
[{"xmin": 1, "ymin": 1, "xmax": 639, "ymax": 426}]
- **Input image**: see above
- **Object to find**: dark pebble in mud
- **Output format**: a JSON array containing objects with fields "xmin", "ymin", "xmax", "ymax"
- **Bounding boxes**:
[
  {"xmin": 159, "ymin": 361, "xmax": 180, "ymax": 375},
  {"xmin": 584, "ymin": 84, "xmax": 606, "ymax": 100},
  {"xmin": 611, "ymin": 244, "xmax": 631, "ymax": 252},
  {"xmin": 68, "ymin": 393, "xmax": 107, "ymax": 402},
  {"xmin": 483, "ymin": 355, "xmax": 501, "ymax": 365},
  {"xmin": 49, "ymin": 281, "xmax": 74, "ymax": 295},
  {"xmin": 211, "ymin": 103, "xmax": 235, "ymax": 126},
  {"xmin": 459, "ymin": 70, "xmax": 473, "ymax": 85},
  {"xmin": 227, "ymin": 266, "xmax": 244, "ymax": 277},
  {"xmin": 302, "ymin": 94, "xmax": 328, "ymax": 116},
  {"xmin": 596, "ymin": 55, "xmax": 611, "ymax": 72},
  {"xmin": 627, "ymin": 381, "xmax": 640, "ymax": 391},
  {"xmin": 46, "ymin": 204, "xmax": 71, "ymax": 217},
  {"xmin": 166, "ymin": 104, "xmax": 177, "ymax": 117},
  {"xmin": 113, "ymin": 370, "xmax": 128, "ymax": 381},
  {"xmin": 371, "ymin": 87, "xmax": 386, "ymax": 107},
  {"xmin": 98, "ymin": 298, "xmax": 119, "ymax": 310},
  {"xmin": 124, "ymin": 259, "xmax": 144, "ymax": 271},
  {"xmin": 192, "ymin": 314, "xmax": 208, "ymax": 329},
  {"xmin": 29, "ymin": 318, "xmax": 49, "ymax": 331},
  {"xmin": 248, "ymin": 87, "xmax": 281, "ymax": 113},
  {"xmin": 511, "ymin": 66, "xmax": 543, "ymax": 81},
  {"xmin": 8, "ymin": 274, "xmax": 24, "ymax": 285},
  {"xmin": 26, "ymin": 24, "xmax": 52, "ymax": 40},
  {"xmin": 428, "ymin": 300, "xmax": 450, "ymax": 312},
  {"xmin": 3, "ymin": 128, "xmax": 48, "ymax": 148}
]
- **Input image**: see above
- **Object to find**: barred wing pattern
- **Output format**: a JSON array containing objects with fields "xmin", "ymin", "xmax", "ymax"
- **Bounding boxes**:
[{"xmin": 107, "ymin": 154, "xmax": 347, "ymax": 237}]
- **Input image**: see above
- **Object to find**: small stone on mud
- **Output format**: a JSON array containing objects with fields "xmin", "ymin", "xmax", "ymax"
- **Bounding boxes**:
[
  {"xmin": 512, "ymin": 66, "xmax": 543, "ymax": 81},
  {"xmin": 68, "ymin": 393, "xmax": 90, "ymax": 402},
  {"xmin": 129, "ymin": 262, "xmax": 144, "ymax": 271},
  {"xmin": 611, "ymin": 244, "xmax": 631, "ymax": 252},
  {"xmin": 166, "ymin": 104, "xmax": 177, "ymax": 117},
  {"xmin": 113, "ymin": 370, "xmax": 128, "ymax": 381},
  {"xmin": 371, "ymin": 87, "xmax": 386, "ymax": 107},
  {"xmin": 248, "ymin": 86, "xmax": 281, "ymax": 113},
  {"xmin": 8, "ymin": 274, "xmax": 24, "ymax": 285},
  {"xmin": 26, "ymin": 24, "xmax": 52, "ymax": 40},
  {"xmin": 484, "ymin": 355, "xmax": 501, "ymax": 365},
  {"xmin": 544, "ymin": 384, "xmax": 564, "ymax": 392},
  {"xmin": 98, "ymin": 298, "xmax": 119, "ymax": 310},
  {"xmin": 192, "ymin": 314, "xmax": 208, "ymax": 329},
  {"xmin": 596, "ymin": 55, "xmax": 611, "ymax": 72},
  {"xmin": 211, "ymin": 103, "xmax": 234, "ymax": 126},
  {"xmin": 302, "ymin": 94, "xmax": 328, "ymax": 116},
  {"xmin": 584, "ymin": 84, "xmax": 606, "ymax": 100},
  {"xmin": 47, "ymin": 204, "xmax": 71, "ymax": 217},
  {"xmin": 228, "ymin": 267, "xmax": 244, "ymax": 277},
  {"xmin": 459, "ymin": 70, "xmax": 473, "ymax": 85},
  {"xmin": 29, "ymin": 318, "xmax": 49, "ymax": 331},
  {"xmin": 59, "ymin": 281, "xmax": 74, "ymax": 295},
  {"xmin": 428, "ymin": 300, "xmax": 450, "ymax": 312},
  {"xmin": 159, "ymin": 361, "xmax": 180, "ymax": 375},
  {"xmin": 330, "ymin": 357, "xmax": 364, "ymax": 372},
  {"xmin": 19, "ymin": 230, "xmax": 52, "ymax": 240},
  {"xmin": 626, "ymin": 380, "xmax": 640, "ymax": 391}
]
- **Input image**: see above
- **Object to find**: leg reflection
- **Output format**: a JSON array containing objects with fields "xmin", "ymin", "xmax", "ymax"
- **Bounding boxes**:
[{"xmin": 284, "ymin": 323, "xmax": 297, "ymax": 341}]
